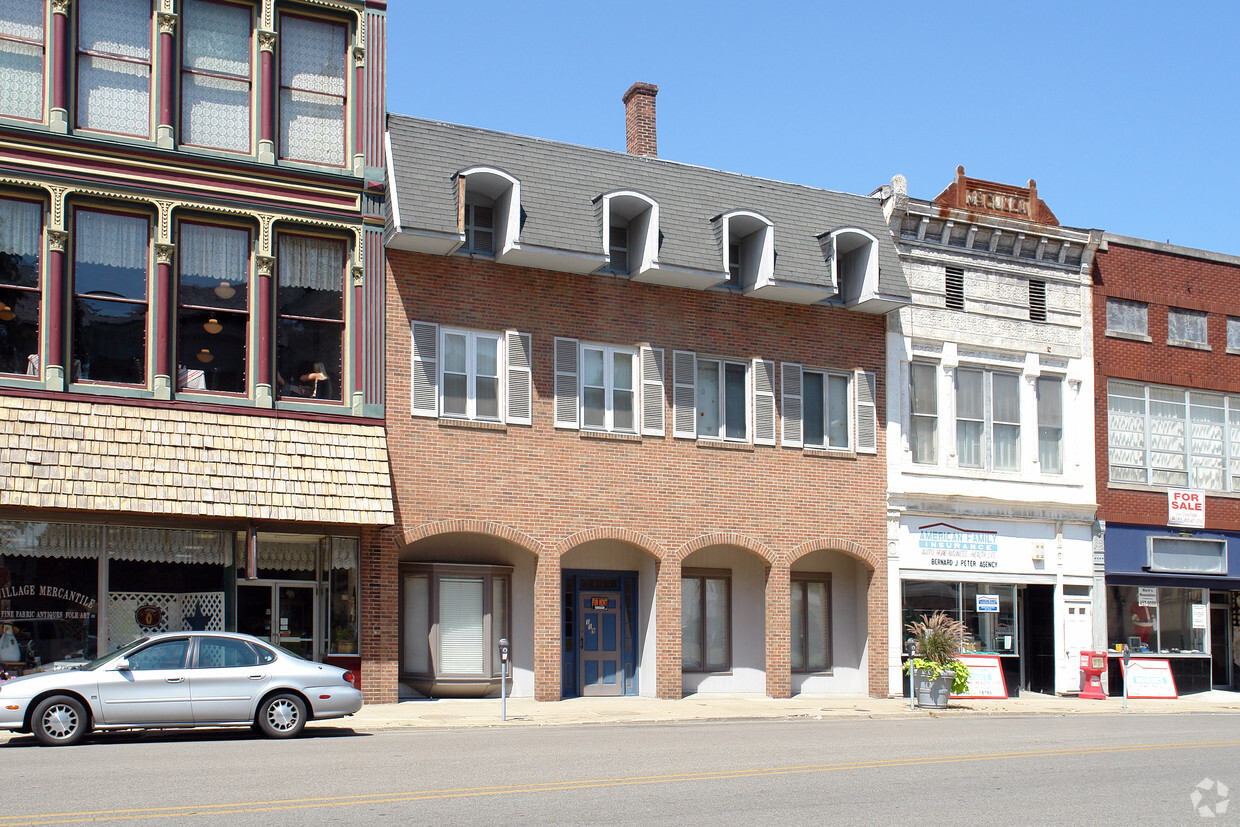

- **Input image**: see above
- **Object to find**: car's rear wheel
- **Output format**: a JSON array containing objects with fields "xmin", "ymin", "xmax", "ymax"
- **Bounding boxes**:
[
  {"xmin": 32, "ymin": 695, "xmax": 89, "ymax": 747},
  {"xmin": 256, "ymin": 693, "xmax": 306, "ymax": 739}
]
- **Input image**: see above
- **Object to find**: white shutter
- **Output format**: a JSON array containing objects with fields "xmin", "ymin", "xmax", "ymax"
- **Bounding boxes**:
[
  {"xmin": 640, "ymin": 346, "xmax": 665, "ymax": 436},
  {"xmin": 753, "ymin": 358, "xmax": 776, "ymax": 446},
  {"xmin": 855, "ymin": 368, "xmax": 877, "ymax": 454},
  {"xmin": 782, "ymin": 362, "xmax": 803, "ymax": 448},
  {"xmin": 672, "ymin": 350, "xmax": 697, "ymax": 439},
  {"xmin": 411, "ymin": 321, "xmax": 439, "ymax": 418},
  {"xmin": 554, "ymin": 337, "xmax": 579, "ymax": 429},
  {"xmin": 505, "ymin": 330, "xmax": 532, "ymax": 425}
]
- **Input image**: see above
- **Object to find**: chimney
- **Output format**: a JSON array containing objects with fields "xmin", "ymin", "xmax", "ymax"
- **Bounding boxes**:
[{"xmin": 623, "ymin": 82, "xmax": 658, "ymax": 157}]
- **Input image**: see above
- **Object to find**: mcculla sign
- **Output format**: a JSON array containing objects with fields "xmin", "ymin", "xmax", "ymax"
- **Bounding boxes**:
[{"xmin": 965, "ymin": 187, "xmax": 1030, "ymax": 217}]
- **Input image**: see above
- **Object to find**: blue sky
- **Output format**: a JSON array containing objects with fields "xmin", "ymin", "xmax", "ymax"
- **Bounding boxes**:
[{"xmin": 385, "ymin": 1, "xmax": 1240, "ymax": 255}]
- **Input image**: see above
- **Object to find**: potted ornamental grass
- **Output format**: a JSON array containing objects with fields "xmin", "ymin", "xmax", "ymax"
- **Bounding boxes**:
[{"xmin": 903, "ymin": 612, "xmax": 971, "ymax": 709}]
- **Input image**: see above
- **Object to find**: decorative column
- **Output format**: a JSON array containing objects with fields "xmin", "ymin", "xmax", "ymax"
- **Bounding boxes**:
[
  {"xmin": 49, "ymin": 0, "xmax": 71, "ymax": 132},
  {"xmin": 255, "ymin": 254, "xmax": 274, "ymax": 406},
  {"xmin": 257, "ymin": 30, "xmax": 277, "ymax": 163},
  {"xmin": 351, "ymin": 261, "xmax": 364, "ymax": 414},
  {"xmin": 45, "ymin": 229, "xmax": 69, "ymax": 390},
  {"xmin": 352, "ymin": 45, "xmax": 365, "ymax": 176},
  {"xmin": 153, "ymin": 242, "xmax": 175, "ymax": 398},
  {"xmin": 156, "ymin": 12, "xmax": 177, "ymax": 148}
]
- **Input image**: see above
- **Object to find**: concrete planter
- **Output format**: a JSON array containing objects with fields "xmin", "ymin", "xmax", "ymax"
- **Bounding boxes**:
[{"xmin": 913, "ymin": 668, "xmax": 955, "ymax": 709}]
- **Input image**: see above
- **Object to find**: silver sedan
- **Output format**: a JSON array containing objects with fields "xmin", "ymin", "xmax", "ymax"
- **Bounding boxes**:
[{"xmin": 0, "ymin": 631, "xmax": 362, "ymax": 746}]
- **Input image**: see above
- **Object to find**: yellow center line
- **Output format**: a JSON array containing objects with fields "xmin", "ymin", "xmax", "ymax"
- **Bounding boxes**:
[{"xmin": 2, "ymin": 739, "xmax": 1236, "ymax": 825}]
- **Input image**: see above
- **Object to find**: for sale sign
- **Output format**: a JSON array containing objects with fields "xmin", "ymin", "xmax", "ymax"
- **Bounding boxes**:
[{"xmin": 1168, "ymin": 489, "xmax": 1205, "ymax": 528}]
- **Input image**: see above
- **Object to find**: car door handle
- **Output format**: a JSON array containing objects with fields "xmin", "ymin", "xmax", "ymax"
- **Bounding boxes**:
[
  {"xmin": 249, "ymin": 675, "xmax": 266, "ymax": 680},
  {"xmin": 165, "ymin": 677, "xmax": 184, "ymax": 683}
]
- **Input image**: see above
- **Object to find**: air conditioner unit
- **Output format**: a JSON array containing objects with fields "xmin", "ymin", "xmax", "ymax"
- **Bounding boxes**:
[{"xmin": 1031, "ymin": 542, "xmax": 1046, "ymax": 562}]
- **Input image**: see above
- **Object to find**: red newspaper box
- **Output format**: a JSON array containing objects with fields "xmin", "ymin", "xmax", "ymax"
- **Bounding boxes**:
[{"xmin": 1079, "ymin": 651, "xmax": 1107, "ymax": 700}]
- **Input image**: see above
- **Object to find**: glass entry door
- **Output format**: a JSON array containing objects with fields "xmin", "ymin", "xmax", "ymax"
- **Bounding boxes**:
[{"xmin": 238, "ymin": 583, "xmax": 318, "ymax": 659}]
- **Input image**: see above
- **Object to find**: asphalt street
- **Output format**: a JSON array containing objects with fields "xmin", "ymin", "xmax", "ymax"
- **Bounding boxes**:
[{"xmin": 2, "ymin": 713, "xmax": 1238, "ymax": 825}]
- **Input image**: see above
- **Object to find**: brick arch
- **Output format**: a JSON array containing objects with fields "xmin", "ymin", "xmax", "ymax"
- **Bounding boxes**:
[
  {"xmin": 553, "ymin": 527, "xmax": 666, "ymax": 561},
  {"xmin": 398, "ymin": 519, "xmax": 544, "ymax": 558},
  {"xmin": 787, "ymin": 537, "xmax": 879, "ymax": 571},
  {"xmin": 674, "ymin": 532, "xmax": 777, "ymax": 565}
]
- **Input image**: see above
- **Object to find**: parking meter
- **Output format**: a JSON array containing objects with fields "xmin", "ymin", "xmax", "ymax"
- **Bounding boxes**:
[
  {"xmin": 906, "ymin": 638, "xmax": 918, "ymax": 710},
  {"xmin": 1121, "ymin": 645, "xmax": 1130, "ymax": 710},
  {"xmin": 498, "ymin": 638, "xmax": 510, "ymax": 721}
]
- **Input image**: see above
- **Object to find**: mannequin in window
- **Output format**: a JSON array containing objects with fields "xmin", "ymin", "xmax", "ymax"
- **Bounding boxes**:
[{"xmin": 278, "ymin": 360, "xmax": 332, "ymax": 399}]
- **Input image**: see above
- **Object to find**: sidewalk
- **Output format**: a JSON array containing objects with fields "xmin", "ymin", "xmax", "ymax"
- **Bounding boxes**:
[{"xmin": 308, "ymin": 688, "xmax": 1240, "ymax": 731}]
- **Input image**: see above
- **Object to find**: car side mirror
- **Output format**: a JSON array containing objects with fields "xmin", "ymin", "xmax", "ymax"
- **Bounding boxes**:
[{"xmin": 112, "ymin": 658, "xmax": 130, "ymax": 671}]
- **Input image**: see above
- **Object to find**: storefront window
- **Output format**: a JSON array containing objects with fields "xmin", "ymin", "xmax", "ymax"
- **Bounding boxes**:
[
  {"xmin": 1107, "ymin": 584, "xmax": 1207, "ymax": 653},
  {"xmin": 0, "ymin": 523, "xmax": 100, "ymax": 670},
  {"xmin": 328, "ymin": 538, "xmax": 358, "ymax": 655},
  {"xmin": 400, "ymin": 563, "xmax": 511, "ymax": 682},
  {"xmin": 903, "ymin": 580, "xmax": 1018, "ymax": 654}
]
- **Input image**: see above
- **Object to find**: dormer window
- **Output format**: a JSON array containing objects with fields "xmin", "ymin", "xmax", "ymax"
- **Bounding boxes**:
[
  {"xmin": 456, "ymin": 167, "xmax": 520, "ymax": 258},
  {"xmin": 718, "ymin": 211, "xmax": 774, "ymax": 291},
  {"xmin": 598, "ymin": 191, "xmax": 657, "ymax": 277},
  {"xmin": 463, "ymin": 200, "xmax": 495, "ymax": 255}
]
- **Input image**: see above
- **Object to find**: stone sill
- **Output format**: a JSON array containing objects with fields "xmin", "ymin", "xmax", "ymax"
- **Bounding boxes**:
[
  {"xmin": 438, "ymin": 418, "xmax": 507, "ymax": 432},
  {"xmin": 696, "ymin": 439, "xmax": 755, "ymax": 452},
  {"xmin": 580, "ymin": 429, "xmax": 641, "ymax": 443}
]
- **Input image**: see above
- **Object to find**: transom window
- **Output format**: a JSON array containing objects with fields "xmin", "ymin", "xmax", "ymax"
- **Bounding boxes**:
[
  {"xmin": 804, "ymin": 369, "xmax": 850, "ymax": 450},
  {"xmin": 956, "ymin": 368, "xmax": 1020, "ymax": 471},
  {"xmin": 1105, "ymin": 297, "xmax": 1148, "ymax": 338},
  {"xmin": 77, "ymin": 0, "xmax": 153, "ymax": 137},
  {"xmin": 791, "ymin": 574, "xmax": 831, "ymax": 672},
  {"xmin": 0, "ymin": 0, "xmax": 45, "ymax": 121},
  {"xmin": 72, "ymin": 208, "xmax": 150, "ymax": 385},
  {"xmin": 181, "ymin": 0, "xmax": 253, "ymax": 153},
  {"xmin": 441, "ymin": 328, "xmax": 501, "ymax": 421},
  {"xmin": 1107, "ymin": 380, "xmax": 1240, "ymax": 492},
  {"xmin": 682, "ymin": 569, "xmax": 729, "ymax": 672},
  {"xmin": 0, "ymin": 196, "xmax": 41, "ymax": 376},
  {"xmin": 177, "ymin": 222, "xmax": 250, "ymax": 394},
  {"xmin": 581, "ymin": 344, "xmax": 636, "ymax": 432},
  {"xmin": 276, "ymin": 234, "xmax": 344, "ymax": 402},
  {"xmin": 278, "ymin": 13, "xmax": 346, "ymax": 166}
]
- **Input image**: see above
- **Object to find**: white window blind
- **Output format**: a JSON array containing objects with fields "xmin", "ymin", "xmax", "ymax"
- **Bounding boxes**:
[{"xmin": 438, "ymin": 577, "xmax": 484, "ymax": 675}]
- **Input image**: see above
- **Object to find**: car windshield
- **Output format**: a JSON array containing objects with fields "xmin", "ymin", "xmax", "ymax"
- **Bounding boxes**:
[{"xmin": 76, "ymin": 638, "xmax": 151, "ymax": 671}]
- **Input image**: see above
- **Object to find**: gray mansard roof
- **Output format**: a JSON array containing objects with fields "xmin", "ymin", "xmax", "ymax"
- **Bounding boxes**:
[{"xmin": 385, "ymin": 114, "xmax": 909, "ymax": 310}]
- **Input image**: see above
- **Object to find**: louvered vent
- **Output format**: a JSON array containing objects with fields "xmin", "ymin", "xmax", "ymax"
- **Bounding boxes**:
[
  {"xmin": 1029, "ymin": 280, "xmax": 1047, "ymax": 322},
  {"xmin": 609, "ymin": 225, "xmax": 629, "ymax": 274},
  {"xmin": 945, "ymin": 267, "xmax": 965, "ymax": 311},
  {"xmin": 466, "ymin": 204, "xmax": 494, "ymax": 254}
]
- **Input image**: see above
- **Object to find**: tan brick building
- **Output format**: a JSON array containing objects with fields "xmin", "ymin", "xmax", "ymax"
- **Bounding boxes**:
[{"xmin": 368, "ymin": 87, "xmax": 910, "ymax": 702}]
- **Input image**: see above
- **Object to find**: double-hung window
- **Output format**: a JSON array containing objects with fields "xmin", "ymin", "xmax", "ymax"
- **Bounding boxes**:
[
  {"xmin": 77, "ymin": 0, "xmax": 152, "ymax": 137},
  {"xmin": 682, "ymin": 569, "xmax": 729, "ymax": 672},
  {"xmin": 72, "ymin": 208, "xmax": 150, "ymax": 385},
  {"xmin": 582, "ymin": 344, "xmax": 636, "ymax": 433},
  {"xmin": 956, "ymin": 368, "xmax": 1020, "ymax": 471},
  {"xmin": 0, "ymin": 0, "xmax": 45, "ymax": 121},
  {"xmin": 696, "ymin": 358, "xmax": 747, "ymax": 441},
  {"xmin": 177, "ymin": 222, "xmax": 250, "ymax": 393},
  {"xmin": 0, "ymin": 196, "xmax": 41, "ymax": 376},
  {"xmin": 181, "ymin": 0, "xmax": 253, "ymax": 153},
  {"xmin": 410, "ymin": 321, "xmax": 532, "ymax": 425},
  {"xmin": 442, "ymin": 328, "xmax": 502, "ymax": 421},
  {"xmin": 276, "ymin": 234, "xmax": 344, "ymax": 402},
  {"xmin": 278, "ymin": 13, "xmax": 346, "ymax": 167},
  {"xmin": 803, "ymin": 369, "xmax": 850, "ymax": 450},
  {"xmin": 1036, "ymin": 375, "xmax": 1063, "ymax": 474},
  {"xmin": 909, "ymin": 361, "xmax": 938, "ymax": 464},
  {"xmin": 791, "ymin": 574, "xmax": 831, "ymax": 672}
]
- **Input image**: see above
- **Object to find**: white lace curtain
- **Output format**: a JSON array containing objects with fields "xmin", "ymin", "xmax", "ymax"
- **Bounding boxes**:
[
  {"xmin": 257, "ymin": 540, "xmax": 318, "ymax": 572},
  {"xmin": 181, "ymin": 0, "xmax": 251, "ymax": 153},
  {"xmin": 106, "ymin": 526, "xmax": 232, "ymax": 565},
  {"xmin": 331, "ymin": 538, "xmax": 358, "ymax": 570},
  {"xmin": 0, "ymin": 197, "xmax": 41, "ymax": 258},
  {"xmin": 278, "ymin": 235, "xmax": 344, "ymax": 291},
  {"xmin": 75, "ymin": 210, "xmax": 148, "ymax": 269},
  {"xmin": 0, "ymin": 521, "xmax": 103, "ymax": 559},
  {"xmin": 279, "ymin": 16, "xmax": 345, "ymax": 166},
  {"xmin": 77, "ymin": 0, "xmax": 151, "ymax": 136},
  {"xmin": 0, "ymin": 0, "xmax": 45, "ymax": 121},
  {"xmin": 180, "ymin": 223, "xmax": 249, "ymax": 283}
]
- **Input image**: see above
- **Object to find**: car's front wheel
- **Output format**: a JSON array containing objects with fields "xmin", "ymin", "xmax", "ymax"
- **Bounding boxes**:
[
  {"xmin": 32, "ymin": 695, "xmax": 89, "ymax": 747},
  {"xmin": 256, "ymin": 693, "xmax": 306, "ymax": 739}
]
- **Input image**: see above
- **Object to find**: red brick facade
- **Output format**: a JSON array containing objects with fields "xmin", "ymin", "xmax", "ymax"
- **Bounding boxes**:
[
  {"xmin": 365, "ymin": 249, "xmax": 891, "ymax": 702},
  {"xmin": 1093, "ymin": 240, "xmax": 1240, "ymax": 528}
]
